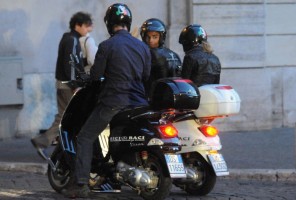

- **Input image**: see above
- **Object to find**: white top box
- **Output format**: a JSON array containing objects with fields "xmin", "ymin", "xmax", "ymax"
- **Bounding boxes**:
[{"xmin": 194, "ymin": 84, "xmax": 241, "ymax": 118}]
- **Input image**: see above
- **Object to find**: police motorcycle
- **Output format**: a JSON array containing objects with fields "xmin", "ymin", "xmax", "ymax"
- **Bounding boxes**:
[
  {"xmin": 172, "ymin": 84, "xmax": 241, "ymax": 195},
  {"xmin": 46, "ymin": 55, "xmax": 202, "ymax": 200}
]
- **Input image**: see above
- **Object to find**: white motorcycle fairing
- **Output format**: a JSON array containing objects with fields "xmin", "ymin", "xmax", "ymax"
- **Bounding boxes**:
[
  {"xmin": 174, "ymin": 119, "xmax": 228, "ymax": 176},
  {"xmin": 174, "ymin": 119, "xmax": 222, "ymax": 153},
  {"xmin": 174, "ymin": 84, "xmax": 241, "ymax": 177}
]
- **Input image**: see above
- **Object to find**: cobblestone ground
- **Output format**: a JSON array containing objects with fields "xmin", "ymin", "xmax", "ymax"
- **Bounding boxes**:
[{"xmin": 0, "ymin": 171, "xmax": 295, "ymax": 200}]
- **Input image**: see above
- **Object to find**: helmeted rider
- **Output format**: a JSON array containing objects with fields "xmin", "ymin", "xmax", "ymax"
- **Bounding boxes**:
[
  {"xmin": 62, "ymin": 3, "xmax": 151, "ymax": 198},
  {"xmin": 140, "ymin": 18, "xmax": 182, "ymax": 96},
  {"xmin": 179, "ymin": 24, "xmax": 221, "ymax": 87}
]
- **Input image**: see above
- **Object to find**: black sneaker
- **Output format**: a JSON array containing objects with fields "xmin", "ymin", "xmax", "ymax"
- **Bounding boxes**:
[
  {"xmin": 31, "ymin": 139, "xmax": 48, "ymax": 160},
  {"xmin": 62, "ymin": 184, "xmax": 90, "ymax": 198},
  {"xmin": 91, "ymin": 179, "xmax": 121, "ymax": 193}
]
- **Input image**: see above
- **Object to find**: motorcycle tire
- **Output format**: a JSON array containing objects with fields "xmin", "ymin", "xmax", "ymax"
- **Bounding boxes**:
[
  {"xmin": 47, "ymin": 144, "xmax": 73, "ymax": 193},
  {"xmin": 139, "ymin": 153, "xmax": 172, "ymax": 200},
  {"xmin": 183, "ymin": 153, "xmax": 216, "ymax": 196}
]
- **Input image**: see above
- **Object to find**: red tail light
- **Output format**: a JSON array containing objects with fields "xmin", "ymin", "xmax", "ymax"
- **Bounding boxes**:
[
  {"xmin": 215, "ymin": 85, "xmax": 233, "ymax": 90},
  {"xmin": 199, "ymin": 125, "xmax": 219, "ymax": 137},
  {"xmin": 158, "ymin": 124, "xmax": 178, "ymax": 138}
]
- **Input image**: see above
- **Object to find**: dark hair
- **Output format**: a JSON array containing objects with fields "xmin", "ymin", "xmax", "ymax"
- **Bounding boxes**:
[{"xmin": 69, "ymin": 12, "xmax": 92, "ymax": 30}]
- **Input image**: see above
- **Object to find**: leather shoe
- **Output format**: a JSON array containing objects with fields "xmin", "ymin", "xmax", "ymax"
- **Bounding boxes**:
[
  {"xmin": 62, "ymin": 184, "xmax": 90, "ymax": 198},
  {"xmin": 31, "ymin": 139, "xmax": 48, "ymax": 160}
]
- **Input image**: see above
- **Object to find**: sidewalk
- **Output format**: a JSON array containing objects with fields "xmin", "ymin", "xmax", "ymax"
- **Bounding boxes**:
[{"xmin": 0, "ymin": 127, "xmax": 295, "ymax": 181}]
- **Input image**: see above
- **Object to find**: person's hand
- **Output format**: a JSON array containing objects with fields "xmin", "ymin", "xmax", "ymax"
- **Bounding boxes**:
[
  {"xmin": 131, "ymin": 26, "xmax": 139, "ymax": 38},
  {"xmin": 77, "ymin": 72, "xmax": 91, "ymax": 82}
]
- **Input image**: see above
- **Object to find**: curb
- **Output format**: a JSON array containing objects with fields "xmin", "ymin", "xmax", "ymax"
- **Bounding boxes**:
[
  {"xmin": 226, "ymin": 169, "xmax": 296, "ymax": 182},
  {"xmin": 0, "ymin": 162, "xmax": 47, "ymax": 174},
  {"xmin": 1, "ymin": 162, "xmax": 296, "ymax": 181}
]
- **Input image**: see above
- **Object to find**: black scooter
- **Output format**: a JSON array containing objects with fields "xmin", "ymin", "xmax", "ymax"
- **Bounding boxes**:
[{"xmin": 46, "ymin": 55, "xmax": 200, "ymax": 200}]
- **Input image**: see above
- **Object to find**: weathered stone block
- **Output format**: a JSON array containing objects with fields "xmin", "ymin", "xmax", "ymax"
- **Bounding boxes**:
[
  {"xmin": 283, "ymin": 67, "xmax": 296, "ymax": 126},
  {"xmin": 193, "ymin": 4, "xmax": 264, "ymax": 36},
  {"xmin": 210, "ymin": 36, "xmax": 265, "ymax": 68},
  {"xmin": 17, "ymin": 73, "xmax": 56, "ymax": 136},
  {"xmin": 193, "ymin": 0, "xmax": 264, "ymax": 3},
  {"xmin": 266, "ymin": 4, "xmax": 296, "ymax": 34},
  {"xmin": 216, "ymin": 68, "xmax": 272, "ymax": 131},
  {"xmin": 266, "ymin": 0, "xmax": 296, "ymax": 3},
  {"xmin": 269, "ymin": 68, "xmax": 284, "ymax": 127},
  {"xmin": 266, "ymin": 35, "xmax": 296, "ymax": 66}
]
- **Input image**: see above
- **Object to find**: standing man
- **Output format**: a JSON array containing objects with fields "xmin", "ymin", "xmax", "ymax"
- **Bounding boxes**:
[
  {"xmin": 63, "ymin": 3, "xmax": 151, "ymax": 198},
  {"xmin": 31, "ymin": 12, "xmax": 93, "ymax": 159}
]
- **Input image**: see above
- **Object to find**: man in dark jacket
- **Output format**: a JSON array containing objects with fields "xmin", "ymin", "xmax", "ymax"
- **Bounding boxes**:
[
  {"xmin": 179, "ymin": 24, "xmax": 221, "ymax": 87},
  {"xmin": 62, "ymin": 4, "xmax": 151, "ymax": 198},
  {"xmin": 31, "ymin": 12, "xmax": 93, "ymax": 158}
]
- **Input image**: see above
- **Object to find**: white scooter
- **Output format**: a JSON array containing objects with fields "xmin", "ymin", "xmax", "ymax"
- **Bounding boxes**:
[
  {"xmin": 98, "ymin": 81, "xmax": 240, "ymax": 196},
  {"xmin": 172, "ymin": 84, "xmax": 241, "ymax": 195}
]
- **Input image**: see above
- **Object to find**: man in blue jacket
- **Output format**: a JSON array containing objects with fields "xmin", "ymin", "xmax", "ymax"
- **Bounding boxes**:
[{"xmin": 63, "ymin": 3, "xmax": 151, "ymax": 198}]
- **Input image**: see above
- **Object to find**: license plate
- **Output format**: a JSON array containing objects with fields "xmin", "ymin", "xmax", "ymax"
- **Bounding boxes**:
[
  {"xmin": 165, "ymin": 154, "xmax": 186, "ymax": 178},
  {"xmin": 208, "ymin": 153, "xmax": 229, "ymax": 176}
]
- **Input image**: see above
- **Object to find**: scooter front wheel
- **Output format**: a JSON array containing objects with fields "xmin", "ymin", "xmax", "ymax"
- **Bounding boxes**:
[
  {"xmin": 183, "ymin": 153, "xmax": 216, "ymax": 196},
  {"xmin": 47, "ymin": 144, "xmax": 73, "ymax": 193}
]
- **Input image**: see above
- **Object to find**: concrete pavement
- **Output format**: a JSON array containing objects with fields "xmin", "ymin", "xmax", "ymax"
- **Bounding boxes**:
[
  {"xmin": 0, "ymin": 127, "xmax": 296, "ymax": 180},
  {"xmin": 1, "ymin": 171, "xmax": 296, "ymax": 200}
]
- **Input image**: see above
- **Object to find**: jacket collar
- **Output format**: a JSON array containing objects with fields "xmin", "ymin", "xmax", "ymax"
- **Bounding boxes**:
[
  {"xmin": 71, "ymin": 30, "xmax": 81, "ymax": 38},
  {"xmin": 113, "ymin": 29, "xmax": 129, "ymax": 35},
  {"xmin": 186, "ymin": 45, "xmax": 203, "ymax": 54}
]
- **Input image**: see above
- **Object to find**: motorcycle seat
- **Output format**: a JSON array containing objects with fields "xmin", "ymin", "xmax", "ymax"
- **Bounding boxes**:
[{"xmin": 111, "ymin": 105, "xmax": 152, "ymax": 124}]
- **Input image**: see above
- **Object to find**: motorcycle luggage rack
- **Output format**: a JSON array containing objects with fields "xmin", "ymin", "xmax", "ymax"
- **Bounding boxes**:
[{"xmin": 173, "ymin": 112, "xmax": 196, "ymax": 122}]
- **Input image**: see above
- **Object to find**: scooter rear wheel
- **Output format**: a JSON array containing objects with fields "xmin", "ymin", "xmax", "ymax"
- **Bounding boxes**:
[{"xmin": 183, "ymin": 153, "xmax": 216, "ymax": 196}]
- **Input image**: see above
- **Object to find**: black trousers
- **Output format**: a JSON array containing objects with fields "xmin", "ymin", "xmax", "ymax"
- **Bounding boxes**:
[{"xmin": 74, "ymin": 103, "xmax": 123, "ymax": 184}]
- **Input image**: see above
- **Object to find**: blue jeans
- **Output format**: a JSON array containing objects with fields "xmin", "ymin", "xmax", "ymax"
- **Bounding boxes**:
[{"xmin": 74, "ymin": 103, "xmax": 123, "ymax": 184}]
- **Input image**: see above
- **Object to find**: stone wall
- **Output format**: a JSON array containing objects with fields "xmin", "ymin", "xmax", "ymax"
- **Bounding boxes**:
[
  {"xmin": 189, "ymin": 0, "xmax": 296, "ymax": 131},
  {"xmin": 265, "ymin": 0, "xmax": 296, "ymax": 128},
  {"xmin": 0, "ymin": 0, "xmax": 295, "ymax": 137},
  {"xmin": 0, "ymin": 0, "xmax": 169, "ymax": 137}
]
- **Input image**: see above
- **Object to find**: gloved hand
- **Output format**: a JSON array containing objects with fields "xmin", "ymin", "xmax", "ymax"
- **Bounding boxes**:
[{"xmin": 77, "ymin": 72, "xmax": 91, "ymax": 82}]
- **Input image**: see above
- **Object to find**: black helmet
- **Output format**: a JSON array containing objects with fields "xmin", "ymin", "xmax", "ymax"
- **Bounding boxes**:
[
  {"xmin": 140, "ymin": 18, "xmax": 166, "ymax": 46},
  {"xmin": 179, "ymin": 24, "xmax": 207, "ymax": 51},
  {"xmin": 104, "ymin": 3, "xmax": 132, "ymax": 36}
]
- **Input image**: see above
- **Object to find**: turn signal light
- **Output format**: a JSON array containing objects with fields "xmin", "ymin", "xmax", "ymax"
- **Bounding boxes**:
[
  {"xmin": 199, "ymin": 125, "xmax": 219, "ymax": 137},
  {"xmin": 159, "ymin": 125, "xmax": 178, "ymax": 138}
]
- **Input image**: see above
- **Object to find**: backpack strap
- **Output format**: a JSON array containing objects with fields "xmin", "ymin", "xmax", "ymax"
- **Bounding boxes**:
[
  {"xmin": 84, "ymin": 36, "xmax": 90, "ymax": 58},
  {"xmin": 71, "ymin": 36, "xmax": 78, "ymax": 80}
]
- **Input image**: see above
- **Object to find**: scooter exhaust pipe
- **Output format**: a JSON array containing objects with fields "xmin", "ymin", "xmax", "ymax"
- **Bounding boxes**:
[
  {"xmin": 116, "ymin": 161, "xmax": 158, "ymax": 188},
  {"xmin": 176, "ymin": 166, "xmax": 201, "ymax": 183}
]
